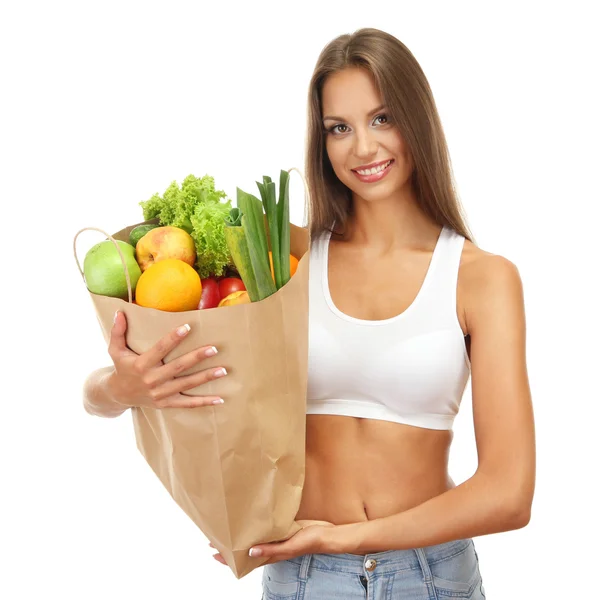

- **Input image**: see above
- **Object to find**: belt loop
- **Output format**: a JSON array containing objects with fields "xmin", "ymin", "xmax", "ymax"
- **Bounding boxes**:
[
  {"xmin": 414, "ymin": 547, "xmax": 432, "ymax": 583},
  {"xmin": 298, "ymin": 553, "xmax": 313, "ymax": 583}
]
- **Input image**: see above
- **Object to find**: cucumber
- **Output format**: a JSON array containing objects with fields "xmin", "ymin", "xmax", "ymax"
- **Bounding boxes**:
[
  {"xmin": 224, "ymin": 223, "xmax": 261, "ymax": 302},
  {"xmin": 129, "ymin": 224, "xmax": 160, "ymax": 248}
]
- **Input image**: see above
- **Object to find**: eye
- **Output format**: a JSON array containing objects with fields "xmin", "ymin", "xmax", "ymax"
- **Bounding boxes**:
[
  {"xmin": 329, "ymin": 124, "xmax": 349, "ymax": 135},
  {"xmin": 373, "ymin": 114, "xmax": 389, "ymax": 126}
]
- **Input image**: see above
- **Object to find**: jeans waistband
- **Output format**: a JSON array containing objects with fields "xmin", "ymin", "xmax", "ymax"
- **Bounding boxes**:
[{"xmin": 291, "ymin": 538, "xmax": 474, "ymax": 579}]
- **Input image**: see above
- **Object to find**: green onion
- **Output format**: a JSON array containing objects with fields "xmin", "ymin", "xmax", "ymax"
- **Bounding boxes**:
[
  {"xmin": 224, "ymin": 171, "xmax": 294, "ymax": 302},
  {"xmin": 237, "ymin": 188, "xmax": 276, "ymax": 300},
  {"xmin": 258, "ymin": 177, "xmax": 283, "ymax": 290}
]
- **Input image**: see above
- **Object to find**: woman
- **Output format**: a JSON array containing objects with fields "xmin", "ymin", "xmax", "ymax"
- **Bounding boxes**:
[{"xmin": 84, "ymin": 28, "xmax": 535, "ymax": 599}]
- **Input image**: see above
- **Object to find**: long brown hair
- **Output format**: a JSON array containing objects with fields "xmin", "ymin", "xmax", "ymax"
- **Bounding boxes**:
[{"xmin": 304, "ymin": 28, "xmax": 475, "ymax": 245}]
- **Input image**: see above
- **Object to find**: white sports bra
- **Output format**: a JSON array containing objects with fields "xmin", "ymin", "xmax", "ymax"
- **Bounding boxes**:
[{"xmin": 306, "ymin": 224, "xmax": 471, "ymax": 431}]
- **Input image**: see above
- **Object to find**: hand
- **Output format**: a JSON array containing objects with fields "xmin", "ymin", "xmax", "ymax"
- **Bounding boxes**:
[
  {"xmin": 107, "ymin": 311, "xmax": 228, "ymax": 409},
  {"xmin": 210, "ymin": 520, "xmax": 337, "ymax": 567}
]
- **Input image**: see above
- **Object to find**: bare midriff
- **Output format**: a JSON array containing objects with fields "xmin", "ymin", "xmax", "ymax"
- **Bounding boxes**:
[{"xmin": 294, "ymin": 415, "xmax": 455, "ymax": 554}]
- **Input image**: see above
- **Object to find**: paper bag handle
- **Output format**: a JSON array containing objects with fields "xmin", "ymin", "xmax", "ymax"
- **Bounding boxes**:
[
  {"xmin": 72, "ymin": 227, "xmax": 134, "ymax": 304},
  {"xmin": 287, "ymin": 167, "xmax": 310, "ymax": 227}
]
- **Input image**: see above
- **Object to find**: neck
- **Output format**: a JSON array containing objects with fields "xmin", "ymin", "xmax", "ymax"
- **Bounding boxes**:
[{"xmin": 341, "ymin": 188, "xmax": 440, "ymax": 253}]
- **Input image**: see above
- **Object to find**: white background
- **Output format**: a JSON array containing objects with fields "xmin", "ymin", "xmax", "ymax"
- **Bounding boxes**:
[{"xmin": 1, "ymin": 1, "xmax": 595, "ymax": 598}]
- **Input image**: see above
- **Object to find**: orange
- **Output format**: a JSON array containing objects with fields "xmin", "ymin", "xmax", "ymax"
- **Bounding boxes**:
[
  {"xmin": 135, "ymin": 258, "xmax": 202, "ymax": 312},
  {"xmin": 268, "ymin": 251, "xmax": 299, "ymax": 281},
  {"xmin": 289, "ymin": 255, "xmax": 299, "ymax": 276},
  {"xmin": 218, "ymin": 290, "xmax": 251, "ymax": 307}
]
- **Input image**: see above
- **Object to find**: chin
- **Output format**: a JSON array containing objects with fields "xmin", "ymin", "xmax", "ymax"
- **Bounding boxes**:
[{"xmin": 346, "ymin": 176, "xmax": 398, "ymax": 201}]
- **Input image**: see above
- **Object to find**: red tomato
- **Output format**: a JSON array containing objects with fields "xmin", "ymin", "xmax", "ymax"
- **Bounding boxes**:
[
  {"xmin": 198, "ymin": 277, "xmax": 221, "ymax": 309},
  {"xmin": 218, "ymin": 277, "xmax": 246, "ymax": 299}
]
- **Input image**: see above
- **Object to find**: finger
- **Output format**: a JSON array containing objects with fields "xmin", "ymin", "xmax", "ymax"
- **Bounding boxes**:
[
  {"xmin": 153, "ymin": 366, "xmax": 228, "ymax": 400},
  {"xmin": 135, "ymin": 323, "xmax": 193, "ymax": 371},
  {"xmin": 213, "ymin": 553, "xmax": 227, "ymax": 565},
  {"xmin": 249, "ymin": 546, "xmax": 266, "ymax": 558},
  {"xmin": 149, "ymin": 345, "xmax": 219, "ymax": 387},
  {"xmin": 154, "ymin": 393, "xmax": 225, "ymax": 409},
  {"xmin": 249, "ymin": 542, "xmax": 288, "ymax": 559},
  {"xmin": 107, "ymin": 311, "xmax": 131, "ymax": 359}
]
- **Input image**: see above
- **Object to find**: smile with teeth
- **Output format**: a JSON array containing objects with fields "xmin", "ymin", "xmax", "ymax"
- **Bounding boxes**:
[{"xmin": 354, "ymin": 160, "xmax": 393, "ymax": 176}]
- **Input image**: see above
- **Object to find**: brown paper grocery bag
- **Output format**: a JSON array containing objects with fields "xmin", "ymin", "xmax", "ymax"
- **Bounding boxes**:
[{"xmin": 74, "ymin": 217, "xmax": 310, "ymax": 579}]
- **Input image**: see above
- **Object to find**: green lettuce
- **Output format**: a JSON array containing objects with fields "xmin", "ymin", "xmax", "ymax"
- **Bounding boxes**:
[{"xmin": 139, "ymin": 174, "xmax": 232, "ymax": 278}]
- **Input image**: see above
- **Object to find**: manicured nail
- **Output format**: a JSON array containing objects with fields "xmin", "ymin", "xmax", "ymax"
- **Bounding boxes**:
[
  {"xmin": 249, "ymin": 548, "xmax": 262, "ymax": 557},
  {"xmin": 205, "ymin": 346, "xmax": 218, "ymax": 357},
  {"xmin": 214, "ymin": 368, "xmax": 227, "ymax": 377},
  {"xmin": 212, "ymin": 398, "xmax": 224, "ymax": 405},
  {"xmin": 177, "ymin": 324, "xmax": 191, "ymax": 336},
  {"xmin": 113, "ymin": 311, "xmax": 119, "ymax": 324}
]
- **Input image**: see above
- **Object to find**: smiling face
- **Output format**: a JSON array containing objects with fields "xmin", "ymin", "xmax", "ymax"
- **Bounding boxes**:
[{"xmin": 321, "ymin": 67, "xmax": 415, "ymax": 205}]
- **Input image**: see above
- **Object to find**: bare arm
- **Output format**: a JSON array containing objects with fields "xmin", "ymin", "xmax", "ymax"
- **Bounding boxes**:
[
  {"xmin": 329, "ymin": 254, "xmax": 536, "ymax": 553},
  {"xmin": 82, "ymin": 311, "xmax": 229, "ymax": 419},
  {"xmin": 83, "ymin": 366, "xmax": 129, "ymax": 418}
]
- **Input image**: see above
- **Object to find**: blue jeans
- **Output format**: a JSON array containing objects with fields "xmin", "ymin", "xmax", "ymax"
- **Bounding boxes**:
[{"xmin": 261, "ymin": 538, "xmax": 486, "ymax": 599}]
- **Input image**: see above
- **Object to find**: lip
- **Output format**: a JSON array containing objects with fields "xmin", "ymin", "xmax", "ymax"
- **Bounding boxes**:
[
  {"xmin": 351, "ymin": 159, "xmax": 394, "ymax": 172},
  {"xmin": 351, "ymin": 159, "xmax": 394, "ymax": 184}
]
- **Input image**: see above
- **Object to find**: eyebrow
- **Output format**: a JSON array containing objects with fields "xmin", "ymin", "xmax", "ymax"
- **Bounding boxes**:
[{"xmin": 322, "ymin": 104, "xmax": 386, "ymax": 123}]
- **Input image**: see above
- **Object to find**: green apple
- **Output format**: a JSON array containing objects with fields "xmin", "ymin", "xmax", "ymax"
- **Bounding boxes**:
[{"xmin": 83, "ymin": 240, "xmax": 142, "ymax": 299}]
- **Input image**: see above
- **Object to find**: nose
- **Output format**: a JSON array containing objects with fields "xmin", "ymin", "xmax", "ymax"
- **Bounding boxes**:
[{"xmin": 353, "ymin": 127, "xmax": 378, "ymax": 160}]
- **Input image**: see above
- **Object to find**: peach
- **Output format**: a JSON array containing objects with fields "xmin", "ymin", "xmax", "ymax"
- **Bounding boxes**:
[
  {"xmin": 218, "ymin": 290, "xmax": 251, "ymax": 307},
  {"xmin": 135, "ymin": 226, "xmax": 196, "ymax": 272}
]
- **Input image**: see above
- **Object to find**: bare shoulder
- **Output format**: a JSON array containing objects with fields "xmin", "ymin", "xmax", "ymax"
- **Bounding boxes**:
[
  {"xmin": 460, "ymin": 239, "xmax": 522, "ymax": 283},
  {"xmin": 459, "ymin": 240, "xmax": 524, "ymax": 335}
]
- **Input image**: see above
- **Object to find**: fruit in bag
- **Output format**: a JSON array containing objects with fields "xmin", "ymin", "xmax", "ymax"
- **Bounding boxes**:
[
  {"xmin": 135, "ymin": 258, "xmax": 202, "ymax": 312},
  {"xmin": 136, "ymin": 226, "xmax": 196, "ymax": 272},
  {"xmin": 83, "ymin": 240, "xmax": 142, "ymax": 300},
  {"xmin": 218, "ymin": 290, "xmax": 251, "ymax": 307}
]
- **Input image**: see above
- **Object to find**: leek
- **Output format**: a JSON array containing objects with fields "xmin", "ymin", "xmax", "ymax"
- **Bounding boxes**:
[
  {"xmin": 258, "ymin": 177, "xmax": 283, "ymax": 289},
  {"xmin": 237, "ymin": 188, "xmax": 276, "ymax": 300}
]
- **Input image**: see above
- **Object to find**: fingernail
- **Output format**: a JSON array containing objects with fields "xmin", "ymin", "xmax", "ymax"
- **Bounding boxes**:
[
  {"xmin": 113, "ymin": 311, "xmax": 119, "ymax": 324},
  {"xmin": 249, "ymin": 548, "xmax": 262, "ymax": 557},
  {"xmin": 177, "ymin": 324, "xmax": 191, "ymax": 336},
  {"xmin": 205, "ymin": 346, "xmax": 218, "ymax": 357},
  {"xmin": 212, "ymin": 398, "xmax": 224, "ymax": 405},
  {"xmin": 214, "ymin": 367, "xmax": 227, "ymax": 378}
]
